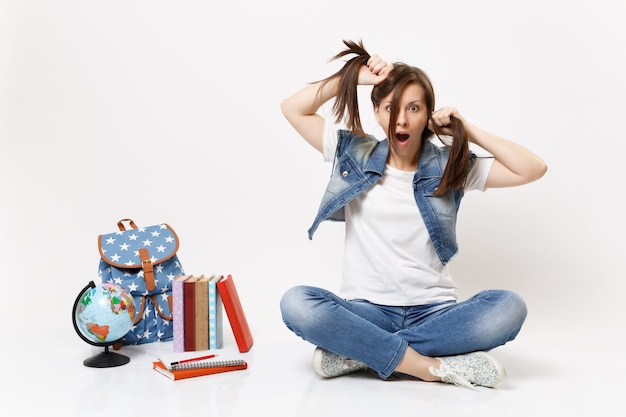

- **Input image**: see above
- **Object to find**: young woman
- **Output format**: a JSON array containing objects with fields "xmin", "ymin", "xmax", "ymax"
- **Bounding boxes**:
[{"xmin": 279, "ymin": 40, "xmax": 547, "ymax": 388}]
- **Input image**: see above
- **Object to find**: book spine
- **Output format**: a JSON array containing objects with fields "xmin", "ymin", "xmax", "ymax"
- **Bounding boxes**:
[
  {"xmin": 183, "ymin": 277, "xmax": 197, "ymax": 351},
  {"xmin": 194, "ymin": 277, "xmax": 209, "ymax": 351},
  {"xmin": 217, "ymin": 274, "xmax": 253, "ymax": 353},
  {"xmin": 208, "ymin": 278, "xmax": 223, "ymax": 349},
  {"xmin": 172, "ymin": 275, "xmax": 187, "ymax": 352}
]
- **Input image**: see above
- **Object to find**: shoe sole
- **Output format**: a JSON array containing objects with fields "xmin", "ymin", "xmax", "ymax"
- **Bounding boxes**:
[{"xmin": 312, "ymin": 347, "xmax": 327, "ymax": 377}]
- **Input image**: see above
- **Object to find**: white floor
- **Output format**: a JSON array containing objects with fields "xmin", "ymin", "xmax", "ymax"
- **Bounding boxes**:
[{"xmin": 5, "ymin": 330, "xmax": 624, "ymax": 417}]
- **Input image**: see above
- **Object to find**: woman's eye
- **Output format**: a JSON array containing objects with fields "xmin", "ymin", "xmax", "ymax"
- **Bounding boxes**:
[
  {"xmin": 385, "ymin": 105, "xmax": 392, "ymax": 112},
  {"xmin": 409, "ymin": 105, "xmax": 419, "ymax": 112}
]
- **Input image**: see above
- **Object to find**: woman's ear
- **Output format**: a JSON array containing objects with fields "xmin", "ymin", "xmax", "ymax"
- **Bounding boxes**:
[{"xmin": 374, "ymin": 106, "xmax": 381, "ymax": 125}]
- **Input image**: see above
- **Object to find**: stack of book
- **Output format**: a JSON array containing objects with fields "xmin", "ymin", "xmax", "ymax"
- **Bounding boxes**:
[{"xmin": 172, "ymin": 274, "xmax": 253, "ymax": 353}]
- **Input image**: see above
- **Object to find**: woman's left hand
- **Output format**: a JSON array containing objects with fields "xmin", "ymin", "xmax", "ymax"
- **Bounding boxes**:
[{"xmin": 428, "ymin": 107, "xmax": 465, "ymax": 136}]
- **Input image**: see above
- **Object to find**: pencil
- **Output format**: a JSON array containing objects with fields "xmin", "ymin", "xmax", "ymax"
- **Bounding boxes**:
[{"xmin": 170, "ymin": 354, "xmax": 217, "ymax": 366}]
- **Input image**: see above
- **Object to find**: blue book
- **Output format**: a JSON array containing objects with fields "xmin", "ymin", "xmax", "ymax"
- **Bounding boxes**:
[{"xmin": 208, "ymin": 274, "xmax": 224, "ymax": 349}]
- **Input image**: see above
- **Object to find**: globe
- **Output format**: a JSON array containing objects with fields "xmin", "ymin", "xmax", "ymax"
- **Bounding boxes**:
[{"xmin": 72, "ymin": 281, "xmax": 136, "ymax": 367}]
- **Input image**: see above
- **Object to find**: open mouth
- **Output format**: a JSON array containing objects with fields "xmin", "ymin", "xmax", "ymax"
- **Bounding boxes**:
[{"xmin": 396, "ymin": 133, "xmax": 409, "ymax": 143}]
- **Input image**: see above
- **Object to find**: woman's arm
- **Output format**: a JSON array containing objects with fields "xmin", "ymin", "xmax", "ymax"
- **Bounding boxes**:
[
  {"xmin": 280, "ymin": 55, "xmax": 392, "ymax": 153},
  {"xmin": 430, "ymin": 107, "xmax": 548, "ymax": 189},
  {"xmin": 280, "ymin": 77, "xmax": 340, "ymax": 153},
  {"xmin": 466, "ymin": 122, "xmax": 548, "ymax": 189}
]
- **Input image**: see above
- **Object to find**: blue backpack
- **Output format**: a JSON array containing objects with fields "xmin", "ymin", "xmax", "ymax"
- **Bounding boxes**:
[{"xmin": 98, "ymin": 219, "xmax": 185, "ymax": 345}]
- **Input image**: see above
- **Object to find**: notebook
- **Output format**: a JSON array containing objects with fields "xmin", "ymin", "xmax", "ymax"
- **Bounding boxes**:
[{"xmin": 152, "ymin": 359, "xmax": 248, "ymax": 381}]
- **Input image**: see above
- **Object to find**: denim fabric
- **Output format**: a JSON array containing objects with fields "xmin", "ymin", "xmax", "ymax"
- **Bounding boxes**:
[
  {"xmin": 307, "ymin": 130, "xmax": 475, "ymax": 265},
  {"xmin": 280, "ymin": 286, "xmax": 526, "ymax": 380}
]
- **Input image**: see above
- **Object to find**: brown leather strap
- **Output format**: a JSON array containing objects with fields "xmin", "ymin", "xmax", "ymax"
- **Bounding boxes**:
[
  {"xmin": 138, "ymin": 248, "xmax": 155, "ymax": 291},
  {"xmin": 117, "ymin": 218, "xmax": 138, "ymax": 231},
  {"xmin": 133, "ymin": 295, "xmax": 174, "ymax": 324},
  {"xmin": 152, "ymin": 295, "xmax": 173, "ymax": 321},
  {"xmin": 133, "ymin": 296, "xmax": 146, "ymax": 325}
]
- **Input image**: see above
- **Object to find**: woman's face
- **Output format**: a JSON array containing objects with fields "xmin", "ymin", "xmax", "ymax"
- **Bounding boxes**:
[{"xmin": 375, "ymin": 82, "xmax": 429, "ymax": 162}]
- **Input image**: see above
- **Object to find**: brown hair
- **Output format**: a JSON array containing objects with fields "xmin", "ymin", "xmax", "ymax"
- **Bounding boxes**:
[{"xmin": 319, "ymin": 39, "xmax": 471, "ymax": 196}]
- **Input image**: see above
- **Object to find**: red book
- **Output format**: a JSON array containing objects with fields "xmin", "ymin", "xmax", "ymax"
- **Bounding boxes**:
[
  {"xmin": 216, "ymin": 274, "xmax": 253, "ymax": 353},
  {"xmin": 152, "ymin": 359, "xmax": 247, "ymax": 381},
  {"xmin": 183, "ymin": 276, "xmax": 200, "ymax": 351}
]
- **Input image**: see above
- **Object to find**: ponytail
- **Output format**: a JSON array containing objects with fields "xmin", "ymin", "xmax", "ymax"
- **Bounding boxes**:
[
  {"xmin": 318, "ymin": 39, "xmax": 370, "ymax": 137},
  {"xmin": 430, "ymin": 118, "xmax": 471, "ymax": 196}
]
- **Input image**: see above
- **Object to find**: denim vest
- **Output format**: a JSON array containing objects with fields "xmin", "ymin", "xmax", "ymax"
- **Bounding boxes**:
[{"xmin": 308, "ymin": 130, "xmax": 476, "ymax": 265}]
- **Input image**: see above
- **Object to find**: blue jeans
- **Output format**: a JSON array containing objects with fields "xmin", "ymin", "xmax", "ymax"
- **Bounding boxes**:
[{"xmin": 280, "ymin": 286, "xmax": 527, "ymax": 379}]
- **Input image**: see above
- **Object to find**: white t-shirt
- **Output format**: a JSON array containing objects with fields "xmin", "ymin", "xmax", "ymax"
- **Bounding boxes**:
[{"xmin": 323, "ymin": 122, "xmax": 493, "ymax": 306}]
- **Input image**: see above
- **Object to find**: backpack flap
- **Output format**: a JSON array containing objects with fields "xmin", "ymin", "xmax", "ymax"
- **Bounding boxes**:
[{"xmin": 98, "ymin": 223, "xmax": 181, "ymax": 294}]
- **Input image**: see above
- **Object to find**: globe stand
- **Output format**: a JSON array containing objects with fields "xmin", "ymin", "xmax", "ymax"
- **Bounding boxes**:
[
  {"xmin": 73, "ymin": 280, "xmax": 133, "ymax": 368},
  {"xmin": 83, "ymin": 345, "xmax": 130, "ymax": 368}
]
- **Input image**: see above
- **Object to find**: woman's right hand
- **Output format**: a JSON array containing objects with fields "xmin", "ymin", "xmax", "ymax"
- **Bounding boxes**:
[{"xmin": 359, "ymin": 54, "xmax": 393, "ymax": 85}]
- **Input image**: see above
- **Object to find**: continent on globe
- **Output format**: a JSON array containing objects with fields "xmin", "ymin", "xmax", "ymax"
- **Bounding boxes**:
[
  {"xmin": 86, "ymin": 323, "xmax": 110, "ymax": 342},
  {"xmin": 74, "ymin": 282, "xmax": 136, "ymax": 344}
]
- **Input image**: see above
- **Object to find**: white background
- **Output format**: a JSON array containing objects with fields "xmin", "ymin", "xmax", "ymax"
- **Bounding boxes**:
[{"xmin": 1, "ymin": 0, "xmax": 624, "ymax": 358}]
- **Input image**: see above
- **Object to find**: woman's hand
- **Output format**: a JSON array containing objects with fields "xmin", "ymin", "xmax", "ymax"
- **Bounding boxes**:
[
  {"xmin": 428, "ymin": 107, "xmax": 466, "ymax": 137},
  {"xmin": 358, "ymin": 54, "xmax": 393, "ymax": 85}
]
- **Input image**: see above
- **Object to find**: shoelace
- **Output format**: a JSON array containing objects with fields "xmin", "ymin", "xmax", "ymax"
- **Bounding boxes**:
[{"xmin": 428, "ymin": 365, "xmax": 477, "ymax": 390}]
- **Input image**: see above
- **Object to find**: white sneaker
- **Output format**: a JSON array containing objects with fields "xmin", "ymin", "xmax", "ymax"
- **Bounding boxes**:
[
  {"xmin": 429, "ymin": 351, "xmax": 506, "ymax": 388},
  {"xmin": 313, "ymin": 347, "xmax": 368, "ymax": 378}
]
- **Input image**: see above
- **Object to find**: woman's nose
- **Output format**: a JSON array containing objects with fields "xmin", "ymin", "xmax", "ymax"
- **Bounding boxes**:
[{"xmin": 397, "ymin": 111, "xmax": 407, "ymax": 125}]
